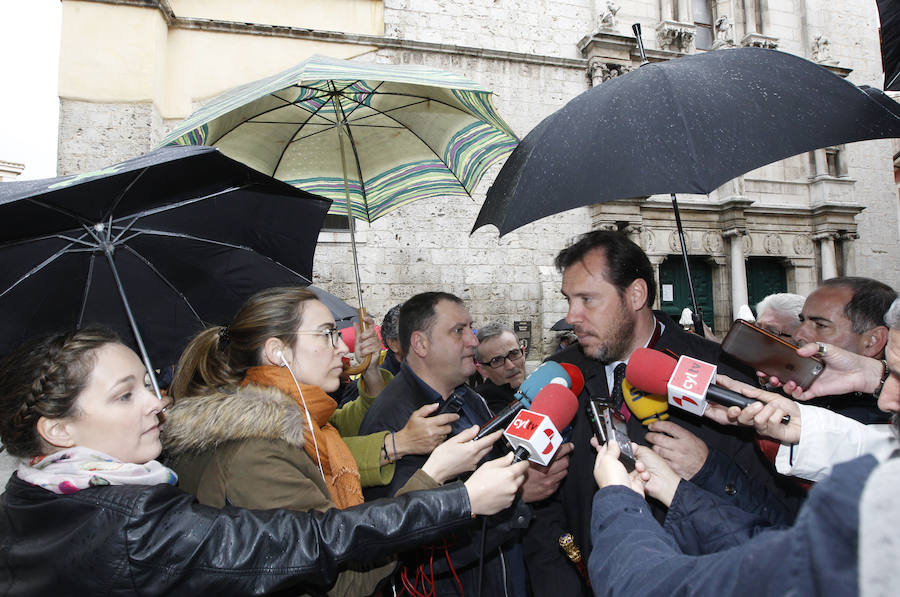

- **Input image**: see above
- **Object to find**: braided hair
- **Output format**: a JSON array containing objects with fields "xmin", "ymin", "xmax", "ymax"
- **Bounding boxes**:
[{"xmin": 0, "ymin": 327, "xmax": 119, "ymax": 458}]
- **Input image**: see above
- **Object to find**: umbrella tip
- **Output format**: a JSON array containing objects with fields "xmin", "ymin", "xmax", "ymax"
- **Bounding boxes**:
[{"xmin": 632, "ymin": 23, "xmax": 650, "ymax": 66}]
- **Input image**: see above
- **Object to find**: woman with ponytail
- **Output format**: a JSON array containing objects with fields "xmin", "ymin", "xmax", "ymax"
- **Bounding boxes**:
[{"xmin": 163, "ymin": 287, "xmax": 505, "ymax": 596}]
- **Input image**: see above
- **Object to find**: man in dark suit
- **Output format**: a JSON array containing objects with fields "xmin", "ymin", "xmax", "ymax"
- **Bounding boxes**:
[{"xmin": 527, "ymin": 230, "xmax": 799, "ymax": 596}]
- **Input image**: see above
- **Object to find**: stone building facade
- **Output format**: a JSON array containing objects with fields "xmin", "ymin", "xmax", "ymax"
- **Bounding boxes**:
[{"xmin": 52, "ymin": 0, "xmax": 900, "ymax": 359}]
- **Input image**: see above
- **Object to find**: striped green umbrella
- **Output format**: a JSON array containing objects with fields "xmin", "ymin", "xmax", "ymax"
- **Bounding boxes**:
[
  {"xmin": 161, "ymin": 54, "xmax": 517, "ymax": 216},
  {"xmin": 161, "ymin": 54, "xmax": 517, "ymax": 368}
]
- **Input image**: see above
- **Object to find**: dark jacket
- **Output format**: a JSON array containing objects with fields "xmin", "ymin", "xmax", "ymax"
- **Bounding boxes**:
[
  {"xmin": 0, "ymin": 472, "xmax": 472, "ymax": 596},
  {"xmin": 528, "ymin": 312, "xmax": 794, "ymax": 596},
  {"xmin": 474, "ymin": 380, "xmax": 517, "ymax": 415},
  {"xmin": 588, "ymin": 455, "xmax": 879, "ymax": 596},
  {"xmin": 359, "ymin": 365, "xmax": 532, "ymax": 597}
]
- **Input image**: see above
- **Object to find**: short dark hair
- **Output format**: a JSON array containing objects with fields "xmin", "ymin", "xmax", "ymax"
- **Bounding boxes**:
[
  {"xmin": 399, "ymin": 292, "xmax": 464, "ymax": 356},
  {"xmin": 380, "ymin": 304, "xmax": 402, "ymax": 342},
  {"xmin": 822, "ymin": 277, "xmax": 897, "ymax": 334},
  {"xmin": 0, "ymin": 327, "xmax": 120, "ymax": 458},
  {"xmin": 554, "ymin": 230, "xmax": 657, "ymax": 307}
]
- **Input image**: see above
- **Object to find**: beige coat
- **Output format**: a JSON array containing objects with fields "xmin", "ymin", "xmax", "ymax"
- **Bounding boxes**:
[{"xmin": 164, "ymin": 384, "xmax": 437, "ymax": 597}]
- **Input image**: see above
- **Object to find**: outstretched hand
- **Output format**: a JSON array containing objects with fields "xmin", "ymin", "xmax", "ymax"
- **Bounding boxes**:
[
  {"xmin": 464, "ymin": 453, "xmax": 529, "ymax": 516},
  {"xmin": 632, "ymin": 445, "xmax": 680, "ymax": 508},
  {"xmin": 591, "ymin": 437, "xmax": 644, "ymax": 497},
  {"xmin": 761, "ymin": 342, "xmax": 882, "ymax": 400},
  {"xmin": 644, "ymin": 421, "xmax": 708, "ymax": 480},
  {"xmin": 421, "ymin": 426, "xmax": 500, "ymax": 484},
  {"xmin": 705, "ymin": 375, "xmax": 802, "ymax": 444}
]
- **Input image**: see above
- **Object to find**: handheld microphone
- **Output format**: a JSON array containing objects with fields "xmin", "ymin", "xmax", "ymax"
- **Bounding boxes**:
[
  {"xmin": 625, "ymin": 348, "xmax": 764, "ymax": 415},
  {"xmin": 475, "ymin": 361, "xmax": 574, "ymax": 440},
  {"xmin": 620, "ymin": 377, "xmax": 669, "ymax": 425},
  {"xmin": 503, "ymin": 384, "xmax": 578, "ymax": 464},
  {"xmin": 559, "ymin": 363, "xmax": 585, "ymax": 396}
]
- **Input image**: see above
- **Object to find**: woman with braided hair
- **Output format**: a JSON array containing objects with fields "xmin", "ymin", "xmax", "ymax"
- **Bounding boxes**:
[{"xmin": 0, "ymin": 327, "xmax": 528, "ymax": 596}]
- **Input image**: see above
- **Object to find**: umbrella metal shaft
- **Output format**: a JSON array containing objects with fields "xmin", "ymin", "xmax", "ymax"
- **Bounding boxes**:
[{"xmin": 102, "ymin": 246, "xmax": 164, "ymax": 400}]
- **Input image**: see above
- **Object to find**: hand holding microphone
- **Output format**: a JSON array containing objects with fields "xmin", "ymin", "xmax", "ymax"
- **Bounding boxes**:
[
  {"xmin": 625, "ymin": 349, "xmax": 790, "ymax": 425},
  {"xmin": 503, "ymin": 384, "xmax": 579, "ymax": 464},
  {"xmin": 475, "ymin": 361, "xmax": 581, "ymax": 440}
]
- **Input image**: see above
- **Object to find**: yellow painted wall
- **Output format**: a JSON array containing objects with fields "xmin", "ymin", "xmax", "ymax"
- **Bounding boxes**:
[
  {"xmin": 59, "ymin": 1, "xmax": 381, "ymax": 118},
  {"xmin": 168, "ymin": 0, "xmax": 384, "ymax": 35}
]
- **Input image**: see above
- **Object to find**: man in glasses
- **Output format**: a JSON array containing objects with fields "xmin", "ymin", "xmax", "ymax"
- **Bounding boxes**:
[{"xmin": 473, "ymin": 323, "xmax": 527, "ymax": 415}]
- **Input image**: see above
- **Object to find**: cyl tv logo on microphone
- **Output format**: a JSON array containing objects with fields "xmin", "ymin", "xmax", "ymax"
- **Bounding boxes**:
[
  {"xmin": 504, "ymin": 410, "xmax": 561, "ymax": 465},
  {"xmin": 666, "ymin": 355, "xmax": 716, "ymax": 416}
]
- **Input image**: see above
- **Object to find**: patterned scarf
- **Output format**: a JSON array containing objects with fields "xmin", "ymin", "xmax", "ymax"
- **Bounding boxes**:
[
  {"xmin": 17, "ymin": 446, "xmax": 177, "ymax": 494},
  {"xmin": 241, "ymin": 366, "xmax": 363, "ymax": 508}
]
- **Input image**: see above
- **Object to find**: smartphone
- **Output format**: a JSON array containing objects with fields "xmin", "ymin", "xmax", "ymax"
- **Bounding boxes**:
[
  {"xmin": 586, "ymin": 398, "xmax": 635, "ymax": 472},
  {"xmin": 721, "ymin": 319, "xmax": 825, "ymax": 388},
  {"xmin": 432, "ymin": 394, "xmax": 464, "ymax": 417}
]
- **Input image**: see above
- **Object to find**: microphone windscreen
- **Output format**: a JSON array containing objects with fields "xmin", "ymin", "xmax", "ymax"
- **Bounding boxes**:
[
  {"xmin": 519, "ymin": 361, "xmax": 569, "ymax": 402},
  {"xmin": 621, "ymin": 378, "xmax": 670, "ymax": 425},
  {"xmin": 625, "ymin": 348, "xmax": 678, "ymax": 395},
  {"xmin": 529, "ymin": 384, "xmax": 579, "ymax": 431},
  {"xmin": 559, "ymin": 363, "xmax": 585, "ymax": 396}
]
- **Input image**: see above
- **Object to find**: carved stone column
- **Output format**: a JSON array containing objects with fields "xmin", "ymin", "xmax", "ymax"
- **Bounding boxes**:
[
  {"xmin": 815, "ymin": 232, "xmax": 838, "ymax": 280},
  {"xmin": 724, "ymin": 229, "xmax": 748, "ymax": 320},
  {"xmin": 660, "ymin": 0, "xmax": 675, "ymax": 21},
  {"xmin": 744, "ymin": 0, "xmax": 758, "ymax": 35},
  {"xmin": 811, "ymin": 149, "xmax": 828, "ymax": 178}
]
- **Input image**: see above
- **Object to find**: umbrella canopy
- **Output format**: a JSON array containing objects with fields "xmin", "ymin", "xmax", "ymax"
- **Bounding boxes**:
[
  {"xmin": 160, "ymin": 54, "xmax": 518, "ymax": 224},
  {"xmin": 0, "ymin": 145, "xmax": 332, "ymax": 373},
  {"xmin": 474, "ymin": 47, "xmax": 900, "ymax": 236},
  {"xmin": 878, "ymin": 0, "xmax": 900, "ymax": 90},
  {"xmin": 309, "ymin": 284, "xmax": 357, "ymax": 328}
]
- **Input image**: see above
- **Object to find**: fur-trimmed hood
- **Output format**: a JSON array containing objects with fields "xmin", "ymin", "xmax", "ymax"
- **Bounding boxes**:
[{"xmin": 163, "ymin": 385, "xmax": 305, "ymax": 456}]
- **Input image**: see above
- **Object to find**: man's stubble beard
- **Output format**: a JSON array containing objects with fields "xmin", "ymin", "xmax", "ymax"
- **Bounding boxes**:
[{"xmin": 582, "ymin": 303, "xmax": 637, "ymax": 363}]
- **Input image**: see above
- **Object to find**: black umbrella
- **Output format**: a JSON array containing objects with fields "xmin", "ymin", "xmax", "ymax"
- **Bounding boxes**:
[
  {"xmin": 309, "ymin": 285, "xmax": 358, "ymax": 329},
  {"xmin": 0, "ymin": 146, "xmax": 332, "ymax": 395},
  {"xmin": 878, "ymin": 0, "xmax": 900, "ymax": 90},
  {"xmin": 550, "ymin": 318, "xmax": 574, "ymax": 331},
  {"xmin": 474, "ymin": 44, "xmax": 900, "ymax": 331}
]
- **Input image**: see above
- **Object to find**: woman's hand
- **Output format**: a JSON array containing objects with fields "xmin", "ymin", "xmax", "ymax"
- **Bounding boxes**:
[
  {"xmin": 464, "ymin": 453, "xmax": 529, "ymax": 516},
  {"xmin": 632, "ymin": 445, "xmax": 680, "ymax": 508},
  {"xmin": 354, "ymin": 315, "xmax": 386, "ymax": 395},
  {"xmin": 591, "ymin": 437, "xmax": 644, "ymax": 497},
  {"xmin": 705, "ymin": 375, "xmax": 802, "ymax": 444},
  {"xmin": 392, "ymin": 403, "xmax": 459, "ymax": 460},
  {"xmin": 421, "ymin": 426, "xmax": 499, "ymax": 484}
]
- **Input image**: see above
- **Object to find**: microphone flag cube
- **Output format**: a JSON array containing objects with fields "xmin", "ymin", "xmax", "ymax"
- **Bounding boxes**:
[
  {"xmin": 666, "ymin": 355, "xmax": 716, "ymax": 417},
  {"xmin": 503, "ymin": 409, "xmax": 562, "ymax": 466}
]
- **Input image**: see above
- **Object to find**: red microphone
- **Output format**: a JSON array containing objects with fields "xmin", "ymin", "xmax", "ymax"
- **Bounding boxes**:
[
  {"xmin": 503, "ymin": 384, "xmax": 578, "ymax": 464},
  {"xmin": 559, "ymin": 363, "xmax": 584, "ymax": 396},
  {"xmin": 626, "ymin": 348, "xmax": 786, "ymax": 419}
]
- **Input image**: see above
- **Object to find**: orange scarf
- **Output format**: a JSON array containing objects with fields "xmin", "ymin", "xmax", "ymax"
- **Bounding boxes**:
[{"xmin": 242, "ymin": 366, "xmax": 363, "ymax": 508}]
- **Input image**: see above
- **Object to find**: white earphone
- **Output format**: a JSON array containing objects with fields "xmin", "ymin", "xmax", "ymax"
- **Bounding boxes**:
[{"xmin": 275, "ymin": 346, "xmax": 327, "ymax": 486}]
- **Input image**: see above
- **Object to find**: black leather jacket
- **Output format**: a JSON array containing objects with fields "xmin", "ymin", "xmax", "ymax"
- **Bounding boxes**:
[{"xmin": 0, "ymin": 473, "xmax": 472, "ymax": 596}]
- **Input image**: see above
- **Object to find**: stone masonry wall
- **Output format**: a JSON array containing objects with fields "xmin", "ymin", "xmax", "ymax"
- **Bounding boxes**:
[{"xmin": 54, "ymin": 0, "xmax": 900, "ymax": 359}]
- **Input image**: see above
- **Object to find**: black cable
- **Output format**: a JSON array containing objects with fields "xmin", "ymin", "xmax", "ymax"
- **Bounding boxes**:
[{"xmin": 476, "ymin": 516, "xmax": 487, "ymax": 597}]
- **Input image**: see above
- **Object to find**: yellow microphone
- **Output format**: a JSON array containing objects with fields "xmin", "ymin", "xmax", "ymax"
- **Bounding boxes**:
[{"xmin": 622, "ymin": 378, "xmax": 669, "ymax": 425}]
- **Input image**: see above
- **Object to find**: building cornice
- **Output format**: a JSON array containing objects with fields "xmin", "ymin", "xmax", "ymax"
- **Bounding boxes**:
[{"xmin": 69, "ymin": 0, "xmax": 586, "ymax": 70}]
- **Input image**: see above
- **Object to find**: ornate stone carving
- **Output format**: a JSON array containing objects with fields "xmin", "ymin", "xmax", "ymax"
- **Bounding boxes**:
[
  {"xmin": 711, "ymin": 15, "xmax": 734, "ymax": 49},
  {"xmin": 742, "ymin": 234, "xmax": 752, "ymax": 254},
  {"xmin": 740, "ymin": 32, "xmax": 779, "ymax": 49},
  {"xmin": 764, "ymin": 234, "xmax": 783, "ymax": 255},
  {"xmin": 588, "ymin": 57, "xmax": 631, "ymax": 87},
  {"xmin": 812, "ymin": 35, "xmax": 839, "ymax": 65},
  {"xmin": 669, "ymin": 230, "xmax": 682, "ymax": 252},
  {"xmin": 597, "ymin": 222, "xmax": 618, "ymax": 231},
  {"xmin": 793, "ymin": 235, "xmax": 814, "ymax": 255},
  {"xmin": 656, "ymin": 20, "xmax": 695, "ymax": 53},
  {"xmin": 596, "ymin": 1, "xmax": 620, "ymax": 32},
  {"xmin": 702, "ymin": 231, "xmax": 723, "ymax": 254},
  {"xmin": 641, "ymin": 229, "xmax": 655, "ymax": 252}
]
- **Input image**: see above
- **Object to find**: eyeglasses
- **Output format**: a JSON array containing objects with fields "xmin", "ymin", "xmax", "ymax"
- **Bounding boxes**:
[
  {"xmin": 479, "ymin": 348, "xmax": 524, "ymax": 369},
  {"xmin": 295, "ymin": 327, "xmax": 341, "ymax": 348}
]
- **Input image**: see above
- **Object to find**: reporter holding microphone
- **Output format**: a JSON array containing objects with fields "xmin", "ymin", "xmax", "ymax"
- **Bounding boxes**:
[{"xmin": 588, "ymin": 298, "xmax": 900, "ymax": 597}]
